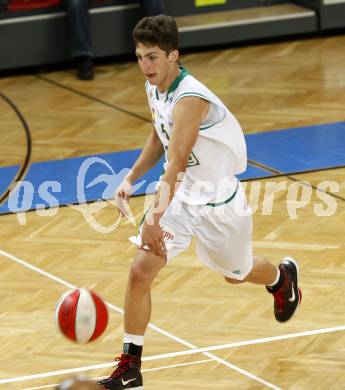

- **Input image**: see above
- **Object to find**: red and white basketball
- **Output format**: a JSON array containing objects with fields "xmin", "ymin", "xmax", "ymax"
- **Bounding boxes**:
[{"xmin": 55, "ymin": 288, "xmax": 108, "ymax": 344}]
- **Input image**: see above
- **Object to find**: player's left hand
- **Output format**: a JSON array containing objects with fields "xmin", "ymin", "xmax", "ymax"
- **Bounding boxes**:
[{"xmin": 140, "ymin": 220, "xmax": 167, "ymax": 258}]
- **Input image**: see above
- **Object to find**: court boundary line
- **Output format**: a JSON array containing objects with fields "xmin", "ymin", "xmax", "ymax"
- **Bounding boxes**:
[
  {"xmin": 0, "ymin": 92, "xmax": 32, "ymax": 207},
  {"xmin": 244, "ymin": 164, "xmax": 345, "ymax": 185},
  {"xmin": 36, "ymin": 75, "xmax": 151, "ymax": 124},
  {"xmin": 0, "ymin": 249, "xmax": 280, "ymax": 389},
  {"xmin": 2, "ymin": 324, "xmax": 344, "ymax": 386},
  {"xmin": 247, "ymin": 158, "xmax": 345, "ymax": 202}
]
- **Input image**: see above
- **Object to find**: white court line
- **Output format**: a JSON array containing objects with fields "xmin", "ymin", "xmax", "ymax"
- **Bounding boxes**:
[
  {"xmin": 0, "ymin": 249, "xmax": 280, "ymax": 389},
  {"xmin": 145, "ymin": 324, "xmax": 345, "ymax": 361},
  {"xmin": 22, "ymin": 359, "xmax": 214, "ymax": 390},
  {"xmin": 2, "ymin": 324, "xmax": 344, "ymax": 386},
  {"xmin": 253, "ymin": 241, "xmax": 339, "ymax": 251}
]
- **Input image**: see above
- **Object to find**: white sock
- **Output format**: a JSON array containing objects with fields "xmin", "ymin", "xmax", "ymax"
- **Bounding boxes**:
[
  {"xmin": 124, "ymin": 333, "xmax": 145, "ymax": 346},
  {"xmin": 266, "ymin": 267, "xmax": 280, "ymax": 287}
]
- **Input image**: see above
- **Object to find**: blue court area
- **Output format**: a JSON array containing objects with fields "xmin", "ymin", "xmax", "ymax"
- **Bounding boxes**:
[
  {"xmin": 246, "ymin": 121, "xmax": 345, "ymax": 172},
  {"xmin": 0, "ymin": 121, "xmax": 344, "ymax": 214}
]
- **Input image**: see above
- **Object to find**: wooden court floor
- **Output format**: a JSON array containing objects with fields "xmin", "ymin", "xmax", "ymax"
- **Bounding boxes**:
[{"xmin": 0, "ymin": 33, "xmax": 345, "ymax": 389}]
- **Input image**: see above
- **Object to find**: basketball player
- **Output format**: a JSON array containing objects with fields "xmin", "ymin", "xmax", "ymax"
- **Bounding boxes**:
[{"xmin": 98, "ymin": 15, "xmax": 302, "ymax": 390}]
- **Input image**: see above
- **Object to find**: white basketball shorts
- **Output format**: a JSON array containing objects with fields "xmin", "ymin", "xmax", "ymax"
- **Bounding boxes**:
[{"xmin": 130, "ymin": 181, "xmax": 253, "ymax": 281}]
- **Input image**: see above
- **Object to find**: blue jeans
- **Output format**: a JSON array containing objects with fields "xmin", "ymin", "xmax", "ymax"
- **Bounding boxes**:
[
  {"xmin": 64, "ymin": 0, "xmax": 91, "ymax": 58},
  {"xmin": 64, "ymin": 0, "xmax": 164, "ymax": 58}
]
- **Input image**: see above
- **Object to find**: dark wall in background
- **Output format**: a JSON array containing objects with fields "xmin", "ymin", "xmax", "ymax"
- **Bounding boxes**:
[{"xmin": 1, "ymin": 0, "xmax": 344, "ymax": 71}]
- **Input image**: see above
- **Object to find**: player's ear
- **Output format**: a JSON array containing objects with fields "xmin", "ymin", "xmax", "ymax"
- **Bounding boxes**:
[{"xmin": 168, "ymin": 50, "xmax": 179, "ymax": 62}]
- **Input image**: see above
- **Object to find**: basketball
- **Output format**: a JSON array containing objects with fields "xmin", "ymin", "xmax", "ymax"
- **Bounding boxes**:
[{"xmin": 55, "ymin": 288, "xmax": 108, "ymax": 344}]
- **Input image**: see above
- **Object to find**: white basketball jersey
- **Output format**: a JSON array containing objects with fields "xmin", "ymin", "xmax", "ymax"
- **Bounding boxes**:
[{"xmin": 145, "ymin": 66, "xmax": 247, "ymax": 205}]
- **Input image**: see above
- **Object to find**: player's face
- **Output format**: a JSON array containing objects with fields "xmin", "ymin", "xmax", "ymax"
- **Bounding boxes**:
[{"xmin": 135, "ymin": 43, "xmax": 178, "ymax": 88}]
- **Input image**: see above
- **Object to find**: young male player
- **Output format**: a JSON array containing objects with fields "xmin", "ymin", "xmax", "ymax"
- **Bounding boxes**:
[{"xmin": 98, "ymin": 15, "xmax": 302, "ymax": 390}]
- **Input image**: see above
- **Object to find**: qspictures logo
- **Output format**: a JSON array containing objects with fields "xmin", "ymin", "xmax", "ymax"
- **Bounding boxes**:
[{"xmin": 5, "ymin": 157, "xmax": 341, "ymax": 233}]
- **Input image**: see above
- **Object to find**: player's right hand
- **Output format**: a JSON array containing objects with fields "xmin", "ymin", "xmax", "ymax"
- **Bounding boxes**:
[{"xmin": 114, "ymin": 178, "xmax": 133, "ymax": 217}]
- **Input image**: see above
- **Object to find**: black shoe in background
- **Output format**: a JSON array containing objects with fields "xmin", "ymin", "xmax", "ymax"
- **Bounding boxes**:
[{"xmin": 76, "ymin": 56, "xmax": 94, "ymax": 80}]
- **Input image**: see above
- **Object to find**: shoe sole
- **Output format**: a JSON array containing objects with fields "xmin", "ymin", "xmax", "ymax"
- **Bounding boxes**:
[{"xmin": 283, "ymin": 256, "xmax": 302, "ymax": 307}]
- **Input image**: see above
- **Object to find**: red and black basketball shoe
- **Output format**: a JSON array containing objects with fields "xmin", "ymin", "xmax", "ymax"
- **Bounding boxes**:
[
  {"xmin": 267, "ymin": 257, "xmax": 302, "ymax": 322},
  {"xmin": 98, "ymin": 354, "xmax": 143, "ymax": 390}
]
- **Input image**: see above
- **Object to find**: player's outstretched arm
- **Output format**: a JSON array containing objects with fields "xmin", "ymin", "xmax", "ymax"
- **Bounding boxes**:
[{"xmin": 114, "ymin": 130, "xmax": 164, "ymax": 216}]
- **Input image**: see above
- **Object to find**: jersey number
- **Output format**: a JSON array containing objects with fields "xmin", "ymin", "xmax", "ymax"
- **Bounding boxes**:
[{"xmin": 161, "ymin": 123, "xmax": 200, "ymax": 167}]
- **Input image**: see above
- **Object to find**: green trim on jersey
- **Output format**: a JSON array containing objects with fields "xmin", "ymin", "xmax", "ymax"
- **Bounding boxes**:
[
  {"xmin": 155, "ymin": 66, "xmax": 190, "ymax": 102},
  {"xmin": 166, "ymin": 67, "xmax": 189, "ymax": 101},
  {"xmin": 175, "ymin": 91, "xmax": 208, "ymax": 102},
  {"xmin": 139, "ymin": 204, "xmax": 153, "ymax": 227},
  {"xmin": 176, "ymin": 92, "xmax": 225, "ymax": 131},
  {"xmin": 206, "ymin": 180, "xmax": 239, "ymax": 207},
  {"xmin": 199, "ymin": 123, "xmax": 217, "ymax": 130},
  {"xmin": 200, "ymin": 118, "xmax": 224, "ymax": 130},
  {"xmin": 155, "ymin": 87, "xmax": 160, "ymax": 100}
]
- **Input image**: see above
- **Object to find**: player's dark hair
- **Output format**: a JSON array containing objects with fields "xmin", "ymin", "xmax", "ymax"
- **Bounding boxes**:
[{"xmin": 133, "ymin": 15, "xmax": 179, "ymax": 55}]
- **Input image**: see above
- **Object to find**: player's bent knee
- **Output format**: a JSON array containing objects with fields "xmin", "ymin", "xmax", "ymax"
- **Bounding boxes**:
[
  {"xmin": 129, "ymin": 251, "xmax": 166, "ymax": 287},
  {"xmin": 129, "ymin": 263, "xmax": 154, "ymax": 287}
]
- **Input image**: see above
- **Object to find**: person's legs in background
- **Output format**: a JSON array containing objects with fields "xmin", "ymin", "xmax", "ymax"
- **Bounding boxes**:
[
  {"xmin": 63, "ymin": 0, "xmax": 164, "ymax": 80},
  {"xmin": 64, "ymin": 0, "xmax": 94, "ymax": 80},
  {"xmin": 140, "ymin": 0, "xmax": 164, "ymax": 16}
]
